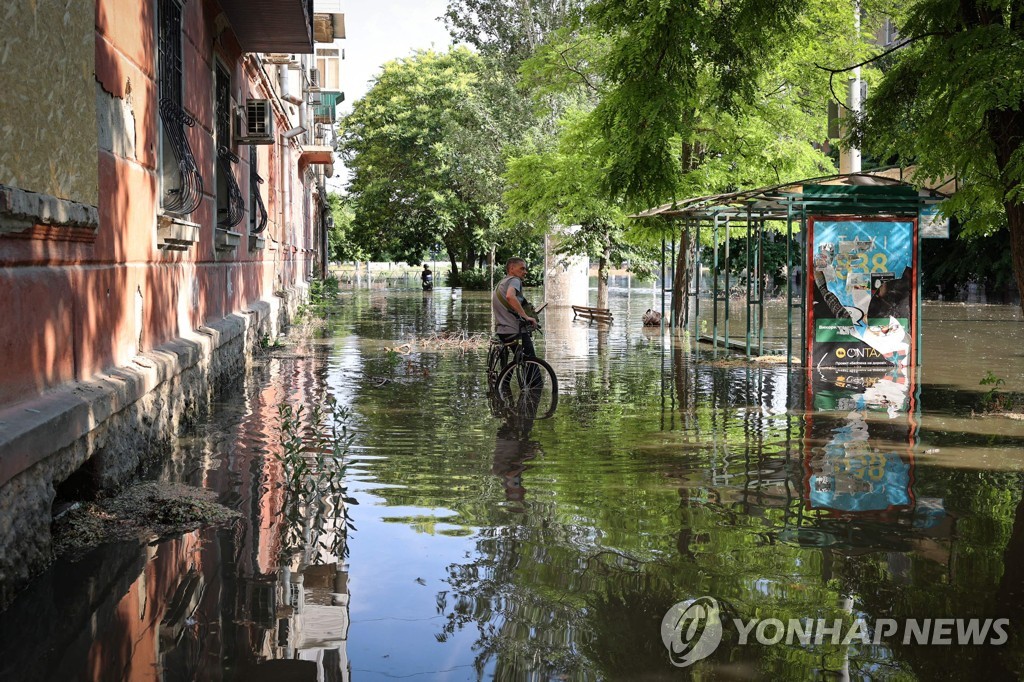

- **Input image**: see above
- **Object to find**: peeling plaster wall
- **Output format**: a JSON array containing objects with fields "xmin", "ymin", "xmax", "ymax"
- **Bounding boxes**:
[{"xmin": 0, "ymin": 0, "xmax": 98, "ymax": 206}]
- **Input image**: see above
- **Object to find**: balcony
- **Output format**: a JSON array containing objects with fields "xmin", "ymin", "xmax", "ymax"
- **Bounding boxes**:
[
  {"xmin": 313, "ymin": 91, "xmax": 344, "ymax": 124},
  {"xmin": 219, "ymin": 0, "xmax": 314, "ymax": 53}
]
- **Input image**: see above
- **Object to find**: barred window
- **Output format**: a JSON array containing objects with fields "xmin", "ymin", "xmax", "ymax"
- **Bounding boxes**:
[
  {"xmin": 249, "ymin": 145, "xmax": 268, "ymax": 234},
  {"xmin": 215, "ymin": 63, "xmax": 244, "ymax": 228},
  {"xmin": 157, "ymin": 0, "xmax": 202, "ymax": 216}
]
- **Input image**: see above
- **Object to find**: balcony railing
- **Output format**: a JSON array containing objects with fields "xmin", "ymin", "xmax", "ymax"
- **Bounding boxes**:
[{"xmin": 313, "ymin": 91, "xmax": 344, "ymax": 124}]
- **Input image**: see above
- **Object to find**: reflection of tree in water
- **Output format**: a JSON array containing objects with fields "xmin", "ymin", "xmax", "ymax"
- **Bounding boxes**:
[
  {"xmin": 437, "ymin": 533, "xmax": 661, "ymax": 678},
  {"xmin": 437, "ymin": 408, "xmax": 585, "ymax": 677}
]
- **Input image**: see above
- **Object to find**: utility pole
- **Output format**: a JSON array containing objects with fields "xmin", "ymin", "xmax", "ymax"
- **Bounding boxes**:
[{"xmin": 841, "ymin": 0, "xmax": 862, "ymax": 174}]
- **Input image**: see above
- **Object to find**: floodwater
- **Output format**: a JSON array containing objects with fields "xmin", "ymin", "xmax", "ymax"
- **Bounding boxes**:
[{"xmin": 2, "ymin": 286, "xmax": 1023, "ymax": 681}]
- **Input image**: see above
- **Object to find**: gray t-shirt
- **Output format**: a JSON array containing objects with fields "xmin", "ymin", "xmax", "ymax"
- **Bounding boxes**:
[{"xmin": 492, "ymin": 275, "xmax": 525, "ymax": 334}]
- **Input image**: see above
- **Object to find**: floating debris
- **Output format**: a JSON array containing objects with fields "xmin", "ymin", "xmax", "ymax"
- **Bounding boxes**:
[
  {"xmin": 387, "ymin": 331, "xmax": 490, "ymax": 354},
  {"xmin": 52, "ymin": 482, "xmax": 240, "ymax": 558},
  {"xmin": 709, "ymin": 354, "xmax": 795, "ymax": 367}
]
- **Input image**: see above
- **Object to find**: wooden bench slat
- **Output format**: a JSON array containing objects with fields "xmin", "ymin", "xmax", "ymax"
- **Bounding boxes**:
[{"xmin": 572, "ymin": 305, "xmax": 614, "ymax": 322}]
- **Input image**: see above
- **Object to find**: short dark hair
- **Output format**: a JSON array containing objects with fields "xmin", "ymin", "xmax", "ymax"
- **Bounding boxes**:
[{"xmin": 505, "ymin": 257, "xmax": 525, "ymax": 272}]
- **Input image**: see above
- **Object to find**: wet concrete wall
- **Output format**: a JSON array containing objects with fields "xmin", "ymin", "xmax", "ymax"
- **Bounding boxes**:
[
  {"xmin": 0, "ymin": 292, "xmax": 299, "ymax": 610},
  {"xmin": 0, "ymin": 0, "xmax": 318, "ymax": 408},
  {"xmin": 0, "ymin": 0, "xmax": 98, "ymax": 207}
]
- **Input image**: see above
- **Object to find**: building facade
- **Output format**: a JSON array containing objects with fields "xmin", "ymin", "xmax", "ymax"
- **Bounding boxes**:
[{"xmin": 0, "ymin": 0, "xmax": 342, "ymax": 606}]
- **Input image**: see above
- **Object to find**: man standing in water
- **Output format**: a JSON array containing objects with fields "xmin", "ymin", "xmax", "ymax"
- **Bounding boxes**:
[{"xmin": 492, "ymin": 257, "xmax": 538, "ymax": 358}]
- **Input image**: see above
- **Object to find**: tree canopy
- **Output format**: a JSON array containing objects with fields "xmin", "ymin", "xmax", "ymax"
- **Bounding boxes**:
[
  {"xmin": 338, "ymin": 48, "xmax": 528, "ymax": 279},
  {"xmin": 856, "ymin": 0, "xmax": 1024, "ymax": 310}
]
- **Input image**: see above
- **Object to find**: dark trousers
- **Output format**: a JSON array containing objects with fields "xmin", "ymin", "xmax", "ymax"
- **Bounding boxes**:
[{"xmin": 498, "ymin": 331, "xmax": 536, "ymax": 359}]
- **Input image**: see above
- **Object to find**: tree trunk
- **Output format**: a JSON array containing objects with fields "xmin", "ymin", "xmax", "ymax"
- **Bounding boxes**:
[
  {"xmin": 986, "ymin": 107, "xmax": 1024, "ymax": 314},
  {"xmin": 596, "ymin": 232, "xmax": 611, "ymax": 309},
  {"xmin": 446, "ymin": 242, "xmax": 460, "ymax": 286},
  {"xmin": 462, "ymin": 245, "xmax": 477, "ymax": 275},
  {"xmin": 671, "ymin": 230, "xmax": 691, "ymax": 329}
]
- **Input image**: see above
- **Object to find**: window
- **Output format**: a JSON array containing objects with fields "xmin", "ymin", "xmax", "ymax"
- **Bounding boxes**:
[
  {"xmin": 249, "ymin": 145, "xmax": 268, "ymax": 234},
  {"xmin": 215, "ymin": 62, "xmax": 243, "ymax": 228},
  {"xmin": 316, "ymin": 48, "xmax": 341, "ymax": 91},
  {"xmin": 157, "ymin": 0, "xmax": 202, "ymax": 216}
]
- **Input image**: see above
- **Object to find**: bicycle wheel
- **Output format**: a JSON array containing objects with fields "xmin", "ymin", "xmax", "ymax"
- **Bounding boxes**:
[
  {"xmin": 486, "ymin": 341, "xmax": 507, "ymax": 385},
  {"xmin": 496, "ymin": 357, "xmax": 558, "ymax": 419}
]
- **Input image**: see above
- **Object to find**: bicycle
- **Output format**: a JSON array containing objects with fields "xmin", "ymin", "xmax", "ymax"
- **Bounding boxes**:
[{"xmin": 487, "ymin": 321, "xmax": 558, "ymax": 419}]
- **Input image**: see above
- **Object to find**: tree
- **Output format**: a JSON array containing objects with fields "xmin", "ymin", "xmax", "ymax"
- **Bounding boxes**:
[
  {"xmin": 855, "ymin": 0, "xmax": 1024, "ymax": 312},
  {"xmin": 325, "ymin": 192, "xmax": 364, "ymax": 263},
  {"xmin": 583, "ymin": 0, "xmax": 814, "ymax": 210},
  {"xmin": 339, "ymin": 49, "xmax": 523, "ymax": 282},
  {"xmin": 504, "ymin": 111, "xmax": 657, "ymax": 307},
  {"xmin": 502, "ymin": 0, "xmax": 845, "ymax": 313},
  {"xmin": 443, "ymin": 0, "xmax": 588, "ymax": 72}
]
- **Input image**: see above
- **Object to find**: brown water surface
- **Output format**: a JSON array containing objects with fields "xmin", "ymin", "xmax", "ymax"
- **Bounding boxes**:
[{"xmin": 1, "ymin": 287, "xmax": 1022, "ymax": 681}]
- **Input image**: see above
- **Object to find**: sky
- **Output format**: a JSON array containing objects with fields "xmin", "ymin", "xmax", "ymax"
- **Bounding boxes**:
[
  {"xmin": 340, "ymin": 0, "xmax": 454, "ymax": 113},
  {"xmin": 327, "ymin": 0, "xmax": 455, "ymax": 189}
]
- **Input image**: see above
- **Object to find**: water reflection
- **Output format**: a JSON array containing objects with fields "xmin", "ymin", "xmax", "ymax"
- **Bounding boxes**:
[
  {"xmin": 1, "ymin": 289, "xmax": 1023, "ymax": 680},
  {"xmin": 491, "ymin": 412, "xmax": 541, "ymax": 509}
]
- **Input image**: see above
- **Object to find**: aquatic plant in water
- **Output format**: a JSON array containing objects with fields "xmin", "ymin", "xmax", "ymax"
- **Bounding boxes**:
[{"xmin": 274, "ymin": 395, "xmax": 357, "ymax": 564}]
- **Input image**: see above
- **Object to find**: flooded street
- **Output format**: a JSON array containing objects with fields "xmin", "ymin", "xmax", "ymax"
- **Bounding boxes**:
[{"xmin": 2, "ymin": 286, "xmax": 1023, "ymax": 680}]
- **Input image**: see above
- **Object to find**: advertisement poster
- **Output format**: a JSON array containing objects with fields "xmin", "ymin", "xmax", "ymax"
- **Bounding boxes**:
[{"xmin": 806, "ymin": 217, "xmax": 917, "ymax": 372}]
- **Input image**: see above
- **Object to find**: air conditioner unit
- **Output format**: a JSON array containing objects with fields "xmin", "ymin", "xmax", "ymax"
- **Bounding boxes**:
[
  {"xmin": 235, "ymin": 99, "xmax": 274, "ymax": 145},
  {"xmin": 309, "ymin": 68, "xmax": 320, "ymax": 88},
  {"xmin": 264, "ymin": 53, "xmax": 291, "ymax": 65},
  {"xmin": 307, "ymin": 89, "xmax": 322, "ymax": 106}
]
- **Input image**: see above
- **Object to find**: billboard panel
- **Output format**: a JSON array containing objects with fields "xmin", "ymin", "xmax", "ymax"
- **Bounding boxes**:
[{"xmin": 806, "ymin": 217, "xmax": 918, "ymax": 372}]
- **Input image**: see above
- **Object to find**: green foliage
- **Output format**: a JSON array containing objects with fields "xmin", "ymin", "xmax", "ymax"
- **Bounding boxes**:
[
  {"xmin": 443, "ymin": 0, "xmax": 587, "ymax": 72},
  {"xmin": 340, "ymin": 49, "xmax": 531, "ymax": 273},
  {"xmin": 583, "ymin": 0, "xmax": 822, "ymax": 209},
  {"xmin": 921, "ymin": 218, "xmax": 1016, "ymax": 301},
  {"xmin": 275, "ymin": 396, "xmax": 356, "ymax": 563},
  {"xmin": 452, "ymin": 267, "xmax": 494, "ymax": 290},
  {"xmin": 712, "ymin": 230, "xmax": 801, "ymax": 286},
  {"xmin": 294, "ymin": 276, "xmax": 340, "ymax": 325},
  {"xmin": 382, "ymin": 348, "xmax": 402, "ymax": 374},
  {"xmin": 309, "ymin": 275, "xmax": 340, "ymax": 307},
  {"xmin": 857, "ymin": 0, "xmax": 1024, "ymax": 305},
  {"xmin": 326, "ymin": 193, "xmax": 364, "ymax": 263},
  {"xmin": 979, "ymin": 371, "xmax": 1022, "ymax": 413},
  {"xmin": 258, "ymin": 332, "xmax": 283, "ymax": 351}
]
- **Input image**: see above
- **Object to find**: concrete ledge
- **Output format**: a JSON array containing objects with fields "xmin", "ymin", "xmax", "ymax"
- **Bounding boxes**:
[
  {"xmin": 0, "ymin": 292, "xmax": 299, "ymax": 609},
  {"xmin": 0, "ymin": 306, "xmax": 256, "ymax": 489},
  {"xmin": 0, "ymin": 185, "xmax": 100, "ymax": 236}
]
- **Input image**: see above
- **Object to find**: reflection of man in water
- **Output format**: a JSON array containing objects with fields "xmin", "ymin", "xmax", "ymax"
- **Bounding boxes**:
[{"xmin": 491, "ymin": 414, "xmax": 539, "ymax": 506}]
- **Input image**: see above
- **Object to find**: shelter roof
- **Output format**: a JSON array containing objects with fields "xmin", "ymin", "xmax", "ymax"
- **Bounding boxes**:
[{"xmin": 631, "ymin": 168, "xmax": 955, "ymax": 221}]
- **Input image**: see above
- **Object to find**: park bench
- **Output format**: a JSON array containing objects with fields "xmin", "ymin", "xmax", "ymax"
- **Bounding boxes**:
[{"xmin": 572, "ymin": 305, "xmax": 614, "ymax": 324}]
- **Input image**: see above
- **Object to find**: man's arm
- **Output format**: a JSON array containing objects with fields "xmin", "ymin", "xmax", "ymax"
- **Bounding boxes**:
[{"xmin": 505, "ymin": 286, "xmax": 536, "ymax": 326}]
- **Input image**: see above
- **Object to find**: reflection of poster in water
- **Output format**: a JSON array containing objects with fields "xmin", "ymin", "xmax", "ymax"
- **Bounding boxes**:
[
  {"xmin": 807, "ymin": 217, "xmax": 917, "ymax": 371},
  {"xmin": 804, "ymin": 411, "xmax": 914, "ymax": 514},
  {"xmin": 803, "ymin": 370, "xmax": 917, "ymax": 516}
]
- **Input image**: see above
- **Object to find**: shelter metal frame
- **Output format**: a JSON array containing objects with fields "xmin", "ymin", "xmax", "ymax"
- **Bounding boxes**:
[{"xmin": 633, "ymin": 169, "xmax": 952, "ymax": 367}]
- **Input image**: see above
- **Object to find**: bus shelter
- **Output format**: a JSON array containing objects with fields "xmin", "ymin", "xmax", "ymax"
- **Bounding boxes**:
[{"xmin": 633, "ymin": 170, "xmax": 952, "ymax": 371}]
